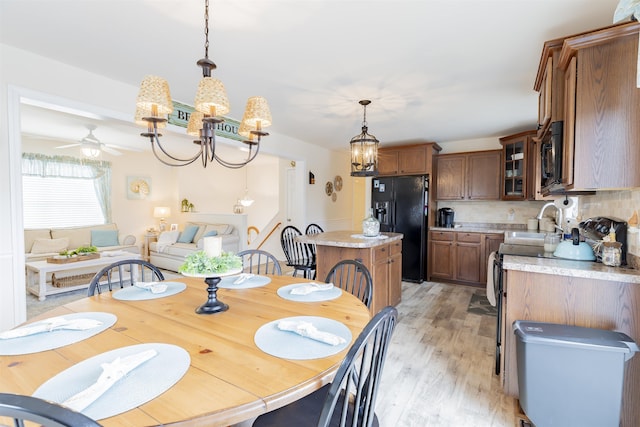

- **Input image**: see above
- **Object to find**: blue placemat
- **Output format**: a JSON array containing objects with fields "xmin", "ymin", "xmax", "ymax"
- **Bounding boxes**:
[
  {"xmin": 254, "ymin": 316, "xmax": 352, "ymax": 360},
  {"xmin": 113, "ymin": 282, "xmax": 186, "ymax": 301},
  {"xmin": 277, "ymin": 283, "xmax": 342, "ymax": 302},
  {"xmin": 34, "ymin": 343, "xmax": 190, "ymax": 421},
  {"xmin": 218, "ymin": 275, "xmax": 271, "ymax": 289},
  {"xmin": 0, "ymin": 312, "xmax": 117, "ymax": 356}
]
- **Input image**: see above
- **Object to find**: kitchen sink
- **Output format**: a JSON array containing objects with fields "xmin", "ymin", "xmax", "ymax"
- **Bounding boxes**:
[{"xmin": 504, "ymin": 231, "xmax": 546, "ymax": 246}]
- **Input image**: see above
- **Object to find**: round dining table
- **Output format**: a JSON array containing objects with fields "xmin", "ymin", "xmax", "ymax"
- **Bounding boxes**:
[{"xmin": 0, "ymin": 274, "xmax": 371, "ymax": 426}]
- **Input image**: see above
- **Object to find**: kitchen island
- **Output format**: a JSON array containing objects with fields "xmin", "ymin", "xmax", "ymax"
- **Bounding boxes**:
[
  {"xmin": 500, "ymin": 255, "xmax": 640, "ymax": 426},
  {"xmin": 297, "ymin": 231, "xmax": 403, "ymax": 314}
]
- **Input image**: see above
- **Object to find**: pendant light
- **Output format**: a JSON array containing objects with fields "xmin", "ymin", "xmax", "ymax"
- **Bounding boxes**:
[{"xmin": 350, "ymin": 100, "xmax": 379, "ymax": 177}]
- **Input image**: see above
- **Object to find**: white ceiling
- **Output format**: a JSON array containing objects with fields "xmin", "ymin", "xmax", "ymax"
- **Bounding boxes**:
[{"xmin": 0, "ymin": 0, "xmax": 626, "ymax": 154}]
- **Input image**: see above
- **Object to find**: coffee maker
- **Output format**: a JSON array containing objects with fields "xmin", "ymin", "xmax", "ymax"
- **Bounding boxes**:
[
  {"xmin": 579, "ymin": 216, "xmax": 628, "ymax": 265},
  {"xmin": 438, "ymin": 207, "xmax": 455, "ymax": 228}
]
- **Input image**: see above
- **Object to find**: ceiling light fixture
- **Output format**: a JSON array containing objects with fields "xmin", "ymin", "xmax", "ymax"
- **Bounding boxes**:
[
  {"xmin": 135, "ymin": 0, "xmax": 272, "ymax": 169},
  {"xmin": 81, "ymin": 143, "xmax": 101, "ymax": 158},
  {"xmin": 239, "ymin": 167, "xmax": 254, "ymax": 207},
  {"xmin": 350, "ymin": 100, "xmax": 379, "ymax": 177}
]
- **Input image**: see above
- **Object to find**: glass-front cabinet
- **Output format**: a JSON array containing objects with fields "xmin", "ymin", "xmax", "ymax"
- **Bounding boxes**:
[{"xmin": 499, "ymin": 130, "xmax": 536, "ymax": 200}]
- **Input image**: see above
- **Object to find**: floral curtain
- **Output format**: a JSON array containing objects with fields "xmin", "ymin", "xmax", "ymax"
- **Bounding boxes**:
[{"xmin": 21, "ymin": 153, "xmax": 112, "ymax": 222}]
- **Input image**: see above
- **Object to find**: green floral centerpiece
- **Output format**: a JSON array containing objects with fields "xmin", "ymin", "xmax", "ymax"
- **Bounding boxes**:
[
  {"xmin": 59, "ymin": 245, "xmax": 98, "ymax": 257},
  {"xmin": 179, "ymin": 251, "xmax": 242, "ymax": 276}
]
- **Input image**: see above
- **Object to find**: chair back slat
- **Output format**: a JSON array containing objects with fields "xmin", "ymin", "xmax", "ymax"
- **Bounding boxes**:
[
  {"xmin": 88, "ymin": 259, "xmax": 165, "ymax": 296},
  {"xmin": 0, "ymin": 393, "xmax": 102, "ymax": 427},
  {"xmin": 237, "ymin": 249, "xmax": 282, "ymax": 275},
  {"xmin": 325, "ymin": 260, "xmax": 373, "ymax": 309}
]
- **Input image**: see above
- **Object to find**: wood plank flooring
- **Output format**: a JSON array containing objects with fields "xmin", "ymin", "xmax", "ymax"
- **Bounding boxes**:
[{"xmin": 376, "ymin": 281, "xmax": 518, "ymax": 427}]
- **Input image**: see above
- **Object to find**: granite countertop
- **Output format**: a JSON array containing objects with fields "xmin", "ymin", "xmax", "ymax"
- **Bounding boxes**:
[
  {"xmin": 430, "ymin": 222, "xmax": 527, "ymax": 234},
  {"xmin": 296, "ymin": 230, "xmax": 403, "ymax": 248},
  {"xmin": 502, "ymin": 254, "xmax": 640, "ymax": 284}
]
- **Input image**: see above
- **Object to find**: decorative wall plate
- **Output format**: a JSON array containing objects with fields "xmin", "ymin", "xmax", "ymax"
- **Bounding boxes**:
[
  {"xmin": 325, "ymin": 181, "xmax": 333, "ymax": 196},
  {"xmin": 332, "ymin": 192, "xmax": 337, "ymax": 202},
  {"xmin": 334, "ymin": 175, "xmax": 343, "ymax": 191}
]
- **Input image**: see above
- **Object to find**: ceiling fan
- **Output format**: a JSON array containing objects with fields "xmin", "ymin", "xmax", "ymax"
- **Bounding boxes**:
[{"xmin": 55, "ymin": 125, "xmax": 136, "ymax": 157}]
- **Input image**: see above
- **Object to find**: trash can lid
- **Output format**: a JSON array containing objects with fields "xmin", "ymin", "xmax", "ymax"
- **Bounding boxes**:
[{"xmin": 513, "ymin": 321, "xmax": 639, "ymax": 359}]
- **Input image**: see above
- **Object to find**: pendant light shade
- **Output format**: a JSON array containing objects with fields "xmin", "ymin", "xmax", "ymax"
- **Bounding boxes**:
[
  {"xmin": 136, "ymin": 75, "xmax": 173, "ymax": 116},
  {"xmin": 194, "ymin": 77, "xmax": 230, "ymax": 117},
  {"xmin": 350, "ymin": 100, "xmax": 379, "ymax": 177}
]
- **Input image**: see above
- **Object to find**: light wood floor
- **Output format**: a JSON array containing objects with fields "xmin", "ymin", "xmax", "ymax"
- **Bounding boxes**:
[{"xmin": 376, "ymin": 281, "xmax": 519, "ymax": 427}]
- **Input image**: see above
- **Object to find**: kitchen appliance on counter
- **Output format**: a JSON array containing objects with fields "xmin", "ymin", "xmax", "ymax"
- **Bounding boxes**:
[
  {"xmin": 553, "ymin": 228, "xmax": 596, "ymax": 261},
  {"xmin": 438, "ymin": 207, "xmax": 455, "ymax": 228},
  {"xmin": 580, "ymin": 216, "xmax": 628, "ymax": 265},
  {"xmin": 372, "ymin": 175, "xmax": 428, "ymax": 282}
]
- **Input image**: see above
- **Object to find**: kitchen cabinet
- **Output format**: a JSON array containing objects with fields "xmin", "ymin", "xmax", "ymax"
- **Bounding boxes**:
[
  {"xmin": 428, "ymin": 230, "xmax": 502, "ymax": 285},
  {"xmin": 499, "ymin": 130, "xmax": 536, "ymax": 200},
  {"xmin": 377, "ymin": 142, "xmax": 441, "ymax": 176},
  {"xmin": 500, "ymin": 267, "xmax": 640, "ymax": 426},
  {"xmin": 435, "ymin": 151, "xmax": 501, "ymax": 200},
  {"xmin": 534, "ymin": 37, "xmax": 566, "ymax": 130},
  {"xmin": 373, "ymin": 240, "xmax": 402, "ymax": 308}
]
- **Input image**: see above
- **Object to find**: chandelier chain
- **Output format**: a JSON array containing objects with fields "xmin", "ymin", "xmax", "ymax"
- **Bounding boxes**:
[{"xmin": 204, "ymin": 0, "xmax": 210, "ymax": 58}]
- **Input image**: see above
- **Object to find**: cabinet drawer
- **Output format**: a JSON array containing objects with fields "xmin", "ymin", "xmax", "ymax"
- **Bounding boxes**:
[
  {"xmin": 456, "ymin": 232, "xmax": 481, "ymax": 243},
  {"xmin": 430, "ymin": 231, "xmax": 454, "ymax": 242},
  {"xmin": 373, "ymin": 245, "xmax": 389, "ymax": 263},
  {"xmin": 389, "ymin": 240, "xmax": 402, "ymax": 256}
]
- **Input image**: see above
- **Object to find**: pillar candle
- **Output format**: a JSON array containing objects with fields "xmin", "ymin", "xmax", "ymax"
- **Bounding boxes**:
[{"xmin": 204, "ymin": 236, "xmax": 222, "ymax": 258}]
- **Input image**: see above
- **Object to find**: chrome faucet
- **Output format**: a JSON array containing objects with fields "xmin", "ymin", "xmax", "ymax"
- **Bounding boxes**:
[
  {"xmin": 537, "ymin": 201, "xmax": 563, "ymax": 233},
  {"xmin": 536, "ymin": 202, "xmax": 556, "ymax": 220}
]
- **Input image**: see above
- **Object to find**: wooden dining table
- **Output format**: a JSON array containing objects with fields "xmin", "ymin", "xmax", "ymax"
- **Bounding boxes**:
[{"xmin": 1, "ymin": 274, "xmax": 371, "ymax": 426}]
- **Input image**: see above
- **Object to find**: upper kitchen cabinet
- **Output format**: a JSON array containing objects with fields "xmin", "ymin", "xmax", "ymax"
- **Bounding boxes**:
[
  {"xmin": 435, "ymin": 150, "xmax": 502, "ymax": 200},
  {"xmin": 499, "ymin": 130, "xmax": 537, "ymax": 201},
  {"xmin": 534, "ymin": 38, "xmax": 566, "ymax": 131},
  {"xmin": 557, "ymin": 22, "xmax": 640, "ymax": 191},
  {"xmin": 377, "ymin": 143, "xmax": 441, "ymax": 177}
]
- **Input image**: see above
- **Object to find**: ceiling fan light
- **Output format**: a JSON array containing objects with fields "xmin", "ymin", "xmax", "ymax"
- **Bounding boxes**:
[
  {"xmin": 186, "ymin": 110, "xmax": 205, "ymax": 137},
  {"xmin": 241, "ymin": 96, "xmax": 272, "ymax": 129},
  {"xmin": 194, "ymin": 77, "xmax": 230, "ymax": 117},
  {"xmin": 136, "ymin": 75, "xmax": 173, "ymax": 116},
  {"xmin": 82, "ymin": 145, "xmax": 101, "ymax": 158}
]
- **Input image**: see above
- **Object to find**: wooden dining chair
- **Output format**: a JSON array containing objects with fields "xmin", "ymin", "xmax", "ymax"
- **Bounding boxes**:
[
  {"xmin": 87, "ymin": 259, "xmax": 165, "ymax": 296},
  {"xmin": 237, "ymin": 249, "xmax": 282, "ymax": 275},
  {"xmin": 280, "ymin": 225, "xmax": 316, "ymax": 279},
  {"xmin": 252, "ymin": 306, "xmax": 398, "ymax": 427},
  {"xmin": 0, "ymin": 392, "xmax": 103, "ymax": 427},
  {"xmin": 325, "ymin": 259, "xmax": 373, "ymax": 309},
  {"xmin": 304, "ymin": 223, "xmax": 324, "ymax": 262}
]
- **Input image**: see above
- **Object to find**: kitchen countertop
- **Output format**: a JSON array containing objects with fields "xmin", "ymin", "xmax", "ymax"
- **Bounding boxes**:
[
  {"xmin": 296, "ymin": 230, "xmax": 403, "ymax": 248},
  {"xmin": 502, "ymin": 254, "xmax": 640, "ymax": 284},
  {"xmin": 430, "ymin": 222, "xmax": 527, "ymax": 234}
]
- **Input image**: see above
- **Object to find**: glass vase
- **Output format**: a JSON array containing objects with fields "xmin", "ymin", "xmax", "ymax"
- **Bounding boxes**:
[{"xmin": 362, "ymin": 209, "xmax": 380, "ymax": 237}]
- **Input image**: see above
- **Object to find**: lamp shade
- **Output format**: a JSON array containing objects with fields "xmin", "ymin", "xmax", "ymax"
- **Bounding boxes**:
[
  {"xmin": 153, "ymin": 206, "xmax": 171, "ymax": 218},
  {"xmin": 186, "ymin": 110, "xmax": 205, "ymax": 137},
  {"xmin": 238, "ymin": 120, "xmax": 256, "ymax": 140},
  {"xmin": 241, "ymin": 96, "xmax": 272, "ymax": 129},
  {"xmin": 135, "ymin": 104, "xmax": 167, "ymax": 128},
  {"xmin": 136, "ymin": 75, "xmax": 173, "ymax": 116},
  {"xmin": 350, "ymin": 129, "xmax": 379, "ymax": 177},
  {"xmin": 194, "ymin": 77, "xmax": 230, "ymax": 117}
]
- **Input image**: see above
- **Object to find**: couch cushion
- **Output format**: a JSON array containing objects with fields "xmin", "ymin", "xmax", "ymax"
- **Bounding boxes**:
[
  {"xmin": 31, "ymin": 237, "xmax": 69, "ymax": 254},
  {"xmin": 91, "ymin": 229, "xmax": 119, "ymax": 247},
  {"xmin": 24, "ymin": 228, "xmax": 52, "ymax": 253},
  {"xmin": 51, "ymin": 223, "xmax": 118, "ymax": 250},
  {"xmin": 177, "ymin": 225, "xmax": 199, "ymax": 243}
]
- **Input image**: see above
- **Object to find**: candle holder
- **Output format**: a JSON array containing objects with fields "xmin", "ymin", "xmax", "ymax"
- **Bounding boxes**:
[{"xmin": 182, "ymin": 268, "xmax": 242, "ymax": 315}]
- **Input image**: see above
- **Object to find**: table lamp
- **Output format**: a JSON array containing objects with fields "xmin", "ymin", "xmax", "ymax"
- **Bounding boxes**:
[{"xmin": 154, "ymin": 206, "xmax": 170, "ymax": 231}]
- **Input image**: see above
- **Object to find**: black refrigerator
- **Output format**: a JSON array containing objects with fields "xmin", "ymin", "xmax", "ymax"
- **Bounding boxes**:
[{"xmin": 371, "ymin": 175, "xmax": 428, "ymax": 282}]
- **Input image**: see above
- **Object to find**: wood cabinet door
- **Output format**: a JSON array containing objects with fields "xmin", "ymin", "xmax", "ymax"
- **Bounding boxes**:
[
  {"xmin": 467, "ymin": 151, "xmax": 501, "ymax": 200},
  {"xmin": 397, "ymin": 146, "xmax": 427, "ymax": 175},
  {"xmin": 481, "ymin": 233, "xmax": 504, "ymax": 281},
  {"xmin": 377, "ymin": 150, "xmax": 399, "ymax": 176},
  {"xmin": 435, "ymin": 155, "xmax": 466, "ymax": 200},
  {"xmin": 562, "ymin": 55, "xmax": 576, "ymax": 189},
  {"xmin": 429, "ymin": 240, "xmax": 454, "ymax": 280},
  {"xmin": 455, "ymin": 242, "xmax": 481, "ymax": 283},
  {"xmin": 387, "ymin": 252, "xmax": 402, "ymax": 306}
]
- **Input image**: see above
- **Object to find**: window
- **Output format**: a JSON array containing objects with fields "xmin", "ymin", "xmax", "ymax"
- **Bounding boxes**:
[{"xmin": 22, "ymin": 153, "xmax": 112, "ymax": 229}]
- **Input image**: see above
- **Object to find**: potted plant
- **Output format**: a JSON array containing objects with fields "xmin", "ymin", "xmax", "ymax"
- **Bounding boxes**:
[{"xmin": 181, "ymin": 198, "xmax": 190, "ymax": 212}]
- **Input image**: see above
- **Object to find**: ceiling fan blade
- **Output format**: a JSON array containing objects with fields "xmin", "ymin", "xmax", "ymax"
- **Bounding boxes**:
[
  {"xmin": 55, "ymin": 143, "xmax": 81, "ymax": 149},
  {"xmin": 101, "ymin": 146, "xmax": 123, "ymax": 156},
  {"xmin": 104, "ymin": 143, "xmax": 143, "ymax": 152}
]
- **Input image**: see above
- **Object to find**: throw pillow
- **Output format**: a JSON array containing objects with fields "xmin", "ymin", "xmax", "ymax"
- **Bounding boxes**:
[
  {"xmin": 203, "ymin": 230, "xmax": 218, "ymax": 237},
  {"xmin": 91, "ymin": 229, "xmax": 119, "ymax": 247},
  {"xmin": 157, "ymin": 230, "xmax": 180, "ymax": 245},
  {"xmin": 30, "ymin": 237, "xmax": 69, "ymax": 254},
  {"xmin": 177, "ymin": 225, "xmax": 200, "ymax": 243}
]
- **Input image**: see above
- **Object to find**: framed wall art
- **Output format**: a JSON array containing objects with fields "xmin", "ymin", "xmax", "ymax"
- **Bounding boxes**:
[{"xmin": 127, "ymin": 176, "xmax": 151, "ymax": 199}]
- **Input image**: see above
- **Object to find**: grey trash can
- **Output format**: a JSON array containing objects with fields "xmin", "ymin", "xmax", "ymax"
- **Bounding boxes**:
[{"xmin": 514, "ymin": 320, "xmax": 639, "ymax": 427}]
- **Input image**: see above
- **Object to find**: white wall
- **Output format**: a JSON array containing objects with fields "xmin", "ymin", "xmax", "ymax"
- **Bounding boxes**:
[{"xmin": 1, "ymin": 43, "xmax": 352, "ymax": 330}]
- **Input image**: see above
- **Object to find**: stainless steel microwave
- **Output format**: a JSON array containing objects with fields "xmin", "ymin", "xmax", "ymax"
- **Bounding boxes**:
[{"xmin": 540, "ymin": 121, "xmax": 563, "ymax": 192}]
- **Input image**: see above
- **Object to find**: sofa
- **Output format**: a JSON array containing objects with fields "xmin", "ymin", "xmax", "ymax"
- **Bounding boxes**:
[
  {"xmin": 149, "ymin": 221, "xmax": 240, "ymax": 272},
  {"xmin": 24, "ymin": 223, "xmax": 139, "ymax": 262}
]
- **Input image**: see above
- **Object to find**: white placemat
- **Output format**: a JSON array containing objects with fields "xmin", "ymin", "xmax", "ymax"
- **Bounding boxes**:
[
  {"xmin": 34, "ymin": 343, "xmax": 190, "ymax": 421},
  {"xmin": 0, "ymin": 312, "xmax": 117, "ymax": 356},
  {"xmin": 254, "ymin": 316, "xmax": 352, "ymax": 360},
  {"xmin": 113, "ymin": 281, "xmax": 187, "ymax": 301},
  {"xmin": 218, "ymin": 275, "xmax": 271, "ymax": 289},
  {"xmin": 277, "ymin": 283, "xmax": 342, "ymax": 302}
]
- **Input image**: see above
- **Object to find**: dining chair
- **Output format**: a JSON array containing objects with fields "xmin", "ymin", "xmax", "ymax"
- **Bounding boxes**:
[
  {"xmin": 237, "ymin": 249, "xmax": 282, "ymax": 275},
  {"xmin": 304, "ymin": 223, "xmax": 324, "ymax": 262},
  {"xmin": 280, "ymin": 225, "xmax": 316, "ymax": 279},
  {"xmin": 252, "ymin": 306, "xmax": 398, "ymax": 427},
  {"xmin": 325, "ymin": 259, "xmax": 373, "ymax": 309},
  {"xmin": 87, "ymin": 259, "xmax": 165, "ymax": 296},
  {"xmin": 0, "ymin": 392, "xmax": 103, "ymax": 427}
]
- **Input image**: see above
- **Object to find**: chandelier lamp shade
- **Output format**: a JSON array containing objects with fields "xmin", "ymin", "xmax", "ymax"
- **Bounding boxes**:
[
  {"xmin": 134, "ymin": 0, "xmax": 272, "ymax": 169},
  {"xmin": 350, "ymin": 100, "xmax": 379, "ymax": 177}
]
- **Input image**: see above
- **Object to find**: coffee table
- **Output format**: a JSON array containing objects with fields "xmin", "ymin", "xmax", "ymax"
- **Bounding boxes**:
[{"xmin": 25, "ymin": 253, "xmax": 141, "ymax": 301}]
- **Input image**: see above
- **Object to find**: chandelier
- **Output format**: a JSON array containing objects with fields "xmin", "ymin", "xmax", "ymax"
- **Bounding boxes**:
[
  {"xmin": 350, "ymin": 100, "xmax": 379, "ymax": 177},
  {"xmin": 135, "ymin": 0, "xmax": 272, "ymax": 168}
]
